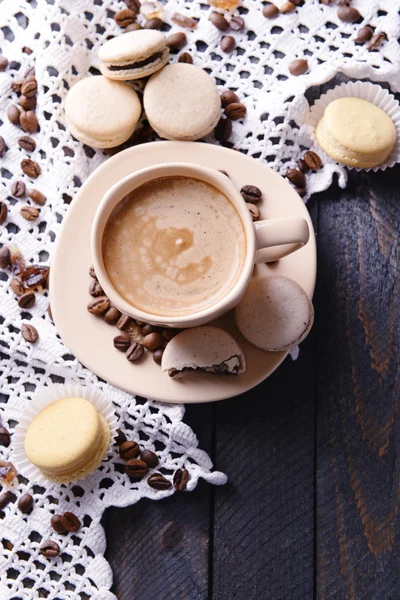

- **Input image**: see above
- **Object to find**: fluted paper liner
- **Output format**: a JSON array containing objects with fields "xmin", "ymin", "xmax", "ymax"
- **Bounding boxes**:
[
  {"xmin": 12, "ymin": 383, "xmax": 118, "ymax": 486},
  {"xmin": 308, "ymin": 80, "xmax": 400, "ymax": 172}
]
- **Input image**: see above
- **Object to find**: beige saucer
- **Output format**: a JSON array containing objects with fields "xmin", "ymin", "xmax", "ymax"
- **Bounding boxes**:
[{"xmin": 50, "ymin": 142, "xmax": 316, "ymax": 403}]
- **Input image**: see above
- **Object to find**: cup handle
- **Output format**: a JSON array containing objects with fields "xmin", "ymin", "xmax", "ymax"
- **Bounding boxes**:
[{"xmin": 254, "ymin": 217, "xmax": 310, "ymax": 263}]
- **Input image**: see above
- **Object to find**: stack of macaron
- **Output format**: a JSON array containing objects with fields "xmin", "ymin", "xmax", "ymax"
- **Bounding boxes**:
[{"xmin": 65, "ymin": 29, "xmax": 222, "ymax": 148}]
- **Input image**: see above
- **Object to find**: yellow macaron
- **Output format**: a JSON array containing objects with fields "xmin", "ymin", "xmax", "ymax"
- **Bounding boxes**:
[{"xmin": 316, "ymin": 97, "xmax": 396, "ymax": 168}]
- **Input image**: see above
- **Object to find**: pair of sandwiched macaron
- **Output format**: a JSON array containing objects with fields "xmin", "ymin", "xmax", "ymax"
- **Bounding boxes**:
[{"xmin": 65, "ymin": 30, "xmax": 221, "ymax": 148}]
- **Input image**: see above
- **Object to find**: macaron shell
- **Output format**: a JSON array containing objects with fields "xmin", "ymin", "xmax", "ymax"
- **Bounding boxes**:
[
  {"xmin": 100, "ymin": 47, "xmax": 169, "ymax": 81},
  {"xmin": 98, "ymin": 30, "xmax": 167, "ymax": 65},
  {"xmin": 144, "ymin": 64, "xmax": 221, "ymax": 141},
  {"xmin": 235, "ymin": 276, "xmax": 314, "ymax": 352}
]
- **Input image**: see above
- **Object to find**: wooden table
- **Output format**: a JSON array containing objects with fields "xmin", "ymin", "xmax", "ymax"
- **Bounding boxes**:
[{"xmin": 102, "ymin": 121, "xmax": 400, "ymax": 600}]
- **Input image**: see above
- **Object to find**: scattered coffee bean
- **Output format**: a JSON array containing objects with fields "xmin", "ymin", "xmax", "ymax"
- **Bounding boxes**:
[
  {"xmin": 161, "ymin": 328, "xmax": 178, "ymax": 342},
  {"xmin": 289, "ymin": 58, "xmax": 308, "ymax": 76},
  {"xmin": 126, "ymin": 342, "xmax": 145, "ymax": 362},
  {"xmin": 338, "ymin": 6, "xmax": 360, "ymax": 23},
  {"xmin": 240, "ymin": 184, "xmax": 262, "ymax": 203},
  {"xmin": 0, "ymin": 426, "xmax": 10, "ymax": 447},
  {"xmin": 173, "ymin": 468, "xmax": 190, "ymax": 491},
  {"xmin": 178, "ymin": 52, "xmax": 193, "ymax": 64},
  {"xmin": 28, "ymin": 189, "xmax": 46, "ymax": 206},
  {"xmin": 89, "ymin": 266, "xmax": 97, "ymax": 279},
  {"xmin": 247, "ymin": 203, "xmax": 260, "ymax": 221},
  {"xmin": 19, "ymin": 95, "xmax": 36, "ymax": 111},
  {"xmin": 113, "ymin": 334, "xmax": 131, "ymax": 352},
  {"xmin": 143, "ymin": 332, "xmax": 164, "ymax": 351},
  {"xmin": 220, "ymin": 35, "xmax": 236, "ymax": 53},
  {"xmin": 21, "ymin": 78, "xmax": 37, "ymax": 98},
  {"xmin": 104, "ymin": 306, "xmax": 121, "ymax": 325},
  {"xmin": 221, "ymin": 90, "xmax": 239, "ymax": 107},
  {"xmin": 286, "ymin": 168, "xmax": 306, "ymax": 187},
  {"xmin": 148, "ymin": 473, "xmax": 171, "ymax": 490},
  {"xmin": 21, "ymin": 205, "xmax": 39, "ymax": 221},
  {"xmin": 40, "ymin": 540, "xmax": 60, "ymax": 558},
  {"xmin": 210, "ymin": 11, "xmax": 229, "ymax": 31},
  {"xmin": 0, "ymin": 56, "xmax": 9, "ymax": 71},
  {"xmin": 280, "ymin": 1, "xmax": 296, "ymax": 13},
  {"xmin": 368, "ymin": 32, "xmax": 387, "ymax": 51},
  {"xmin": 18, "ymin": 292, "xmax": 35, "ymax": 309},
  {"xmin": 50, "ymin": 515, "xmax": 67, "ymax": 533},
  {"xmin": 144, "ymin": 17, "xmax": 163, "ymax": 29},
  {"xmin": 125, "ymin": 0, "xmax": 141, "ymax": 13},
  {"xmin": 60, "ymin": 512, "xmax": 81, "ymax": 532},
  {"xmin": 10, "ymin": 278, "xmax": 25, "ymax": 296},
  {"xmin": 119, "ymin": 440, "xmax": 140, "ymax": 460},
  {"xmin": 89, "ymin": 279, "xmax": 103, "ymax": 297},
  {"xmin": 215, "ymin": 117, "xmax": 232, "ymax": 143},
  {"xmin": 354, "ymin": 26, "xmax": 373, "ymax": 44},
  {"xmin": 319, "ymin": 0, "xmax": 331, "ymax": 4},
  {"xmin": 0, "ymin": 202, "xmax": 8, "ymax": 225},
  {"xmin": 141, "ymin": 324, "xmax": 157, "ymax": 336},
  {"xmin": 115, "ymin": 428, "xmax": 127, "ymax": 446},
  {"xmin": 22, "ymin": 46, "xmax": 33, "ymax": 55},
  {"xmin": 124, "ymin": 458, "xmax": 149, "ymax": 478},
  {"xmin": 224, "ymin": 102, "xmax": 246, "ymax": 120},
  {"xmin": 24, "ymin": 66, "xmax": 35, "ymax": 78},
  {"xmin": 125, "ymin": 22, "xmax": 143, "ymax": 31},
  {"xmin": 7, "ymin": 105, "xmax": 21, "ymax": 125},
  {"xmin": 304, "ymin": 150, "xmax": 322, "ymax": 170},
  {"xmin": 230, "ymin": 16, "xmax": 244, "ymax": 31},
  {"xmin": 140, "ymin": 449, "xmax": 159, "ymax": 468},
  {"xmin": 20, "ymin": 111, "xmax": 39, "ymax": 134},
  {"xmin": 0, "ymin": 491, "xmax": 14, "ymax": 510},
  {"xmin": 171, "ymin": 12, "xmax": 197, "ymax": 29},
  {"xmin": 295, "ymin": 187, "xmax": 306, "ymax": 198},
  {"xmin": 11, "ymin": 180, "xmax": 26, "ymax": 198},
  {"xmin": 18, "ymin": 136, "xmax": 36, "ymax": 152},
  {"xmin": 0, "ymin": 246, "xmax": 11, "ymax": 269},
  {"xmin": 21, "ymin": 158, "xmax": 41, "ymax": 178},
  {"xmin": 88, "ymin": 296, "xmax": 110, "ymax": 315},
  {"xmin": 263, "ymin": 3, "xmax": 279, "ymax": 18},
  {"xmin": 153, "ymin": 348, "xmax": 164, "ymax": 365},
  {"xmin": 117, "ymin": 314, "xmax": 132, "ymax": 330},
  {"xmin": 11, "ymin": 80, "xmax": 23, "ymax": 93},
  {"xmin": 166, "ymin": 32, "xmax": 187, "ymax": 50},
  {"xmin": 18, "ymin": 493, "xmax": 33, "ymax": 514},
  {"xmin": 297, "ymin": 158, "xmax": 309, "ymax": 174},
  {"xmin": 21, "ymin": 323, "xmax": 39, "ymax": 343},
  {"xmin": 0, "ymin": 461, "xmax": 17, "ymax": 485},
  {"xmin": 0, "ymin": 136, "xmax": 6, "ymax": 157},
  {"xmin": 115, "ymin": 8, "xmax": 137, "ymax": 27}
]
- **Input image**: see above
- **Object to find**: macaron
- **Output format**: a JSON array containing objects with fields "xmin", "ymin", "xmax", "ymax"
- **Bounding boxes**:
[
  {"xmin": 143, "ymin": 64, "xmax": 221, "ymax": 141},
  {"xmin": 65, "ymin": 76, "xmax": 141, "ymax": 148},
  {"xmin": 98, "ymin": 30, "xmax": 169, "ymax": 81},
  {"xmin": 316, "ymin": 97, "xmax": 397, "ymax": 168},
  {"xmin": 162, "ymin": 326, "xmax": 246, "ymax": 377},
  {"xmin": 235, "ymin": 276, "xmax": 314, "ymax": 352},
  {"xmin": 24, "ymin": 397, "xmax": 110, "ymax": 483}
]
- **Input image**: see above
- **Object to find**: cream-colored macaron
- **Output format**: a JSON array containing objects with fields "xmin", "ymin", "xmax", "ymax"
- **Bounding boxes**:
[
  {"xmin": 143, "ymin": 64, "xmax": 221, "ymax": 141},
  {"xmin": 235, "ymin": 276, "xmax": 314, "ymax": 352},
  {"xmin": 65, "ymin": 76, "xmax": 141, "ymax": 148},
  {"xmin": 316, "ymin": 97, "xmax": 397, "ymax": 168},
  {"xmin": 24, "ymin": 397, "xmax": 110, "ymax": 484},
  {"xmin": 98, "ymin": 30, "xmax": 169, "ymax": 81}
]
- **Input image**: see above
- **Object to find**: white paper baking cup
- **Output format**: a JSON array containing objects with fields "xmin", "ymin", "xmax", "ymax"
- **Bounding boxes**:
[
  {"xmin": 12, "ymin": 383, "xmax": 118, "ymax": 486},
  {"xmin": 308, "ymin": 81, "xmax": 400, "ymax": 172}
]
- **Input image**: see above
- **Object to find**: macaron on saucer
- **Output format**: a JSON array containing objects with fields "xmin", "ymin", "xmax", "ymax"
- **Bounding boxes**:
[{"xmin": 50, "ymin": 142, "xmax": 316, "ymax": 404}]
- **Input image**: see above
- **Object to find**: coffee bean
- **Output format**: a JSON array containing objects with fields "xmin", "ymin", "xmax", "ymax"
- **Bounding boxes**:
[
  {"xmin": 7, "ymin": 105, "xmax": 21, "ymax": 125},
  {"xmin": 354, "ymin": 26, "xmax": 373, "ymax": 44},
  {"xmin": 20, "ymin": 111, "xmax": 39, "ymax": 134},
  {"xmin": 210, "ymin": 12, "xmax": 229, "ymax": 31},
  {"xmin": 220, "ymin": 35, "xmax": 236, "ymax": 53},
  {"xmin": 143, "ymin": 332, "xmax": 164, "ymax": 351},
  {"xmin": 125, "ymin": 0, "xmax": 141, "ymax": 13},
  {"xmin": 289, "ymin": 58, "xmax": 308, "ymax": 76},
  {"xmin": 18, "ymin": 95, "xmax": 36, "ymax": 111},
  {"xmin": 280, "ymin": 1, "xmax": 296, "ymax": 13},
  {"xmin": 11, "ymin": 80, "xmax": 23, "ymax": 93},
  {"xmin": 171, "ymin": 12, "xmax": 197, "ymax": 29},
  {"xmin": 153, "ymin": 348, "xmax": 164, "ymax": 365},
  {"xmin": 147, "ymin": 473, "xmax": 171, "ymax": 490},
  {"xmin": 28, "ymin": 189, "xmax": 46, "ymax": 206},
  {"xmin": 21, "ymin": 158, "xmax": 40, "ymax": 178},
  {"xmin": 0, "ymin": 136, "xmax": 6, "ymax": 157},
  {"xmin": 166, "ymin": 32, "xmax": 187, "ymax": 50},
  {"xmin": 161, "ymin": 328, "xmax": 178, "ymax": 342},
  {"xmin": 140, "ymin": 449, "xmax": 159, "ymax": 468},
  {"xmin": 221, "ymin": 90, "xmax": 238, "ymax": 108},
  {"xmin": 295, "ymin": 187, "xmax": 306, "ymax": 198},
  {"xmin": 0, "ymin": 56, "xmax": 9, "ymax": 71},
  {"xmin": 113, "ymin": 334, "xmax": 131, "ymax": 352},
  {"xmin": 87, "ymin": 296, "xmax": 110, "ymax": 315},
  {"xmin": 117, "ymin": 314, "xmax": 133, "ymax": 330},
  {"xmin": 18, "ymin": 493, "xmax": 33, "ymax": 514},
  {"xmin": 115, "ymin": 429, "xmax": 127, "ymax": 446},
  {"xmin": 215, "ymin": 117, "xmax": 232, "ymax": 143},
  {"xmin": 263, "ymin": 3, "xmax": 279, "ymax": 18},
  {"xmin": 224, "ymin": 102, "xmax": 246, "ymax": 120},
  {"xmin": 247, "ymin": 203, "xmax": 260, "ymax": 221},
  {"xmin": 0, "ymin": 202, "xmax": 8, "ymax": 225},
  {"xmin": 89, "ymin": 279, "xmax": 103, "ymax": 297},
  {"xmin": 18, "ymin": 136, "xmax": 36, "ymax": 152},
  {"xmin": 40, "ymin": 540, "xmax": 60, "ymax": 558},
  {"xmin": 11, "ymin": 180, "xmax": 26, "ymax": 198},
  {"xmin": 21, "ymin": 78, "xmax": 37, "ymax": 98},
  {"xmin": 61, "ymin": 512, "xmax": 81, "ymax": 532},
  {"xmin": 51, "ymin": 515, "xmax": 67, "ymax": 533},
  {"xmin": 124, "ymin": 458, "xmax": 149, "ymax": 479},
  {"xmin": 304, "ymin": 150, "xmax": 322, "ymax": 170},
  {"xmin": 119, "ymin": 441, "xmax": 140, "ymax": 460},
  {"xmin": 89, "ymin": 266, "xmax": 97, "ymax": 279},
  {"xmin": 115, "ymin": 8, "xmax": 137, "ymax": 27},
  {"xmin": 21, "ymin": 206, "xmax": 40, "ymax": 221},
  {"xmin": 126, "ymin": 342, "xmax": 145, "ymax": 362},
  {"xmin": 297, "ymin": 158, "xmax": 309, "ymax": 174},
  {"xmin": 338, "ymin": 6, "xmax": 360, "ymax": 23},
  {"xmin": 125, "ymin": 22, "xmax": 143, "ymax": 31},
  {"xmin": 173, "ymin": 468, "xmax": 190, "ymax": 491},
  {"xmin": 24, "ymin": 66, "xmax": 35, "ymax": 78},
  {"xmin": 368, "ymin": 32, "xmax": 387, "ymax": 51},
  {"xmin": 18, "ymin": 292, "xmax": 35, "ymax": 309},
  {"xmin": 240, "ymin": 184, "xmax": 262, "ymax": 203},
  {"xmin": 230, "ymin": 16, "xmax": 244, "ymax": 31},
  {"xmin": 104, "ymin": 306, "xmax": 121, "ymax": 325},
  {"xmin": 285, "ymin": 168, "xmax": 306, "ymax": 187},
  {"xmin": 178, "ymin": 52, "xmax": 193, "ymax": 64},
  {"xmin": 0, "ymin": 426, "xmax": 10, "ymax": 447},
  {"xmin": 21, "ymin": 323, "xmax": 38, "ymax": 343},
  {"xmin": 144, "ymin": 18, "xmax": 163, "ymax": 29},
  {"xmin": 10, "ymin": 278, "xmax": 25, "ymax": 296},
  {"xmin": 0, "ymin": 246, "xmax": 11, "ymax": 269},
  {"xmin": 0, "ymin": 491, "xmax": 14, "ymax": 510},
  {"xmin": 141, "ymin": 324, "xmax": 158, "ymax": 336},
  {"xmin": 22, "ymin": 46, "xmax": 33, "ymax": 55}
]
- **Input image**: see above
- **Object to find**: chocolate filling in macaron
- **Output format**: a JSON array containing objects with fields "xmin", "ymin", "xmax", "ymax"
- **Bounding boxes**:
[{"xmin": 109, "ymin": 51, "xmax": 163, "ymax": 71}]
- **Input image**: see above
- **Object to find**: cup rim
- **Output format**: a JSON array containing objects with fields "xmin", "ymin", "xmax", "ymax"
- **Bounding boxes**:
[{"xmin": 91, "ymin": 162, "xmax": 255, "ymax": 326}]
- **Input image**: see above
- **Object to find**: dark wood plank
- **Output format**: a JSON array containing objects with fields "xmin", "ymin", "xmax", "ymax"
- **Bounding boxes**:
[{"xmin": 316, "ymin": 166, "xmax": 400, "ymax": 600}]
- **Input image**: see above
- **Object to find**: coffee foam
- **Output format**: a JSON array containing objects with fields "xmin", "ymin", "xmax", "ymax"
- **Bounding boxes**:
[{"xmin": 102, "ymin": 176, "xmax": 246, "ymax": 316}]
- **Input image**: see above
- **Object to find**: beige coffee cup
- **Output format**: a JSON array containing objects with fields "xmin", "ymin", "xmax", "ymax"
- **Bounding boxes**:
[{"xmin": 91, "ymin": 163, "xmax": 309, "ymax": 328}]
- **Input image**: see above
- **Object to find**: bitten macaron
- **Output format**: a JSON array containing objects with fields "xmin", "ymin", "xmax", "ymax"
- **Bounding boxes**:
[
  {"xmin": 65, "ymin": 75, "xmax": 141, "ymax": 148},
  {"xmin": 316, "ymin": 97, "xmax": 397, "ymax": 168},
  {"xmin": 143, "ymin": 63, "xmax": 221, "ymax": 141},
  {"xmin": 98, "ymin": 30, "xmax": 169, "ymax": 80}
]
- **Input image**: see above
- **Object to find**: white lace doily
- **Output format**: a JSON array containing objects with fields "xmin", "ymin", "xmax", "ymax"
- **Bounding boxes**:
[{"xmin": 0, "ymin": 0, "xmax": 399, "ymax": 598}]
